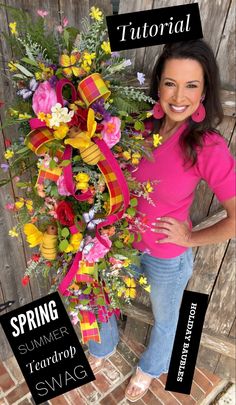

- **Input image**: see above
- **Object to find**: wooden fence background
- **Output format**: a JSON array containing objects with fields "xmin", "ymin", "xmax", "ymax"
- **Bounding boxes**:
[{"xmin": 0, "ymin": 0, "xmax": 235, "ymax": 382}]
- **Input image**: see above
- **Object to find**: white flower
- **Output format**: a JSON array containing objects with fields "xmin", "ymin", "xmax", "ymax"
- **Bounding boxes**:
[
  {"xmin": 123, "ymin": 59, "xmax": 132, "ymax": 67},
  {"xmin": 137, "ymin": 72, "xmax": 145, "ymax": 85},
  {"xmin": 49, "ymin": 103, "xmax": 74, "ymax": 127}
]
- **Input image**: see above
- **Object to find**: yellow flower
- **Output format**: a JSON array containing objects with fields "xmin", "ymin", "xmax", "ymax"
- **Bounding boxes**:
[
  {"xmin": 133, "ymin": 135, "xmax": 144, "ymax": 140},
  {"xmin": 64, "ymin": 108, "xmax": 96, "ymax": 150},
  {"xmin": 89, "ymin": 6, "xmax": 103, "ymax": 21},
  {"xmin": 8, "ymin": 61, "xmax": 17, "ymax": 71},
  {"xmin": 4, "ymin": 149, "xmax": 14, "ymax": 160},
  {"xmin": 25, "ymin": 200, "xmax": 33, "ymax": 212},
  {"xmin": 146, "ymin": 111, "xmax": 153, "ymax": 118},
  {"xmin": 124, "ymin": 277, "xmax": 137, "ymax": 299},
  {"xmin": 117, "ymin": 286, "xmax": 126, "ymax": 297},
  {"xmin": 64, "ymin": 243, "xmax": 74, "ymax": 253},
  {"xmin": 144, "ymin": 180, "xmax": 153, "ymax": 193},
  {"xmin": 75, "ymin": 173, "xmax": 90, "ymax": 183},
  {"xmin": 123, "ymin": 258, "xmax": 131, "ymax": 268},
  {"xmin": 15, "ymin": 197, "xmax": 33, "ymax": 212},
  {"xmin": 144, "ymin": 285, "xmax": 151, "ymax": 293},
  {"xmin": 35, "ymin": 71, "xmax": 42, "ymax": 80},
  {"xmin": 153, "ymin": 133, "xmax": 162, "ymax": 147},
  {"xmin": 101, "ymin": 41, "xmax": 111, "ymax": 54},
  {"xmin": 81, "ymin": 52, "xmax": 96, "ymax": 72},
  {"xmin": 23, "ymin": 223, "xmax": 43, "ymax": 248},
  {"xmin": 122, "ymin": 151, "xmax": 131, "ymax": 160},
  {"xmin": 15, "ymin": 198, "xmax": 25, "ymax": 210},
  {"xmin": 139, "ymin": 276, "xmax": 147, "ymax": 285},
  {"xmin": 53, "ymin": 123, "xmax": 69, "ymax": 140},
  {"xmin": 9, "ymin": 22, "xmax": 18, "ymax": 35},
  {"xmin": 9, "ymin": 227, "xmax": 19, "ymax": 238},
  {"xmin": 131, "ymin": 152, "xmax": 141, "ymax": 165},
  {"xmin": 70, "ymin": 233, "xmax": 83, "ymax": 252},
  {"xmin": 38, "ymin": 112, "xmax": 46, "ymax": 121}
]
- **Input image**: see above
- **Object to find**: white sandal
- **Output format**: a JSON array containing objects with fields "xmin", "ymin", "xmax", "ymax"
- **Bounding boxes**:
[
  {"xmin": 125, "ymin": 369, "xmax": 153, "ymax": 402},
  {"xmin": 87, "ymin": 348, "xmax": 116, "ymax": 372}
]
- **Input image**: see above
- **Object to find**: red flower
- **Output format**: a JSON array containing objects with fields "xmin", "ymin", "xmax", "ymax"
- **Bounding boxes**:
[
  {"xmin": 56, "ymin": 200, "xmax": 75, "ymax": 226},
  {"xmin": 68, "ymin": 107, "xmax": 88, "ymax": 130},
  {"xmin": 46, "ymin": 261, "xmax": 53, "ymax": 267},
  {"xmin": 0, "ymin": 100, "xmax": 4, "ymax": 108},
  {"xmin": 32, "ymin": 254, "xmax": 40, "ymax": 262},
  {"xmin": 5, "ymin": 139, "xmax": 12, "ymax": 148},
  {"xmin": 22, "ymin": 275, "xmax": 30, "ymax": 286}
]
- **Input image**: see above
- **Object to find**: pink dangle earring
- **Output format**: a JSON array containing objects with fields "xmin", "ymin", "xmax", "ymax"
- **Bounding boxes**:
[
  {"xmin": 153, "ymin": 92, "xmax": 165, "ymax": 119},
  {"xmin": 191, "ymin": 96, "xmax": 206, "ymax": 123}
]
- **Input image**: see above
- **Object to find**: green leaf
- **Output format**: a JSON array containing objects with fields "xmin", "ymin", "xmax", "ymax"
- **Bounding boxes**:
[
  {"xmin": 49, "ymin": 159, "xmax": 56, "ymax": 170},
  {"xmin": 15, "ymin": 63, "xmax": 33, "ymax": 77},
  {"xmin": 59, "ymin": 239, "xmax": 69, "ymax": 252},
  {"xmin": 60, "ymin": 160, "xmax": 71, "ymax": 167},
  {"xmin": 136, "ymin": 232, "xmax": 142, "ymax": 242},
  {"xmin": 63, "ymin": 29, "xmax": 70, "ymax": 48},
  {"xmin": 15, "ymin": 182, "xmax": 29, "ymax": 188},
  {"xmin": 96, "ymin": 297, "xmax": 105, "ymax": 306},
  {"xmin": 80, "ymin": 299, "xmax": 90, "ymax": 305},
  {"xmin": 21, "ymin": 57, "xmax": 38, "ymax": 66},
  {"xmin": 61, "ymin": 228, "xmax": 70, "ymax": 238},
  {"xmin": 114, "ymin": 240, "xmax": 124, "ymax": 248},
  {"xmin": 129, "ymin": 233, "xmax": 135, "ymax": 243},
  {"xmin": 83, "ymin": 286, "xmax": 92, "ymax": 294},
  {"xmin": 134, "ymin": 121, "xmax": 142, "ymax": 131},
  {"xmin": 93, "ymin": 287, "xmax": 101, "ymax": 294},
  {"xmin": 130, "ymin": 198, "xmax": 138, "ymax": 207},
  {"xmin": 15, "ymin": 146, "xmax": 29, "ymax": 154},
  {"xmin": 127, "ymin": 207, "xmax": 136, "ymax": 217}
]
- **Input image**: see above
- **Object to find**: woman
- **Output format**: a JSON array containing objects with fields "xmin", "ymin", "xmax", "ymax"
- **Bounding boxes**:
[{"xmin": 88, "ymin": 40, "xmax": 236, "ymax": 402}]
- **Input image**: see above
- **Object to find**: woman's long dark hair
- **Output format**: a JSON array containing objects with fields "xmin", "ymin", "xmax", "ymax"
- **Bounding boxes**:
[{"xmin": 149, "ymin": 40, "xmax": 224, "ymax": 165}]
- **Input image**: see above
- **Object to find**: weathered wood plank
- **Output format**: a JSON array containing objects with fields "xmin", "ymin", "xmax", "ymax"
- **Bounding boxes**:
[
  {"xmin": 196, "ymin": 346, "xmax": 220, "ymax": 376},
  {"xmin": 122, "ymin": 302, "xmax": 236, "ymax": 358},
  {"xmin": 203, "ymin": 239, "xmax": 235, "ymax": 335},
  {"xmin": 216, "ymin": 0, "xmax": 236, "ymax": 90},
  {"xmin": 118, "ymin": 0, "xmax": 154, "ymax": 75},
  {"xmin": 142, "ymin": 0, "xmax": 192, "ymax": 78},
  {"xmin": 220, "ymin": 90, "xmax": 236, "ymax": 117},
  {"xmin": 198, "ymin": 0, "xmax": 231, "ymax": 55},
  {"xmin": 214, "ymin": 355, "xmax": 235, "ymax": 383},
  {"xmin": 200, "ymin": 331, "xmax": 236, "ymax": 360}
]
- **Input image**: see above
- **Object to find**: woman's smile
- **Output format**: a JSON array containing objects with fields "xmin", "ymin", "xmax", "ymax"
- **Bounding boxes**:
[{"xmin": 169, "ymin": 104, "xmax": 189, "ymax": 113}]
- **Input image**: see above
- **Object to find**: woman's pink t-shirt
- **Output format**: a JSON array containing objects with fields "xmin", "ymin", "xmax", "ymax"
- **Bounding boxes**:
[{"xmin": 132, "ymin": 122, "xmax": 236, "ymax": 258}]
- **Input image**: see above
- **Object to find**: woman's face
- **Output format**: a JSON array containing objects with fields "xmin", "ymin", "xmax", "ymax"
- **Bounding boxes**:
[{"xmin": 159, "ymin": 58, "xmax": 205, "ymax": 124}]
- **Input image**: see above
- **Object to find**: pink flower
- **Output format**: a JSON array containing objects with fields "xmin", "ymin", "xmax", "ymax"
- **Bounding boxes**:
[
  {"xmin": 32, "ymin": 81, "xmax": 57, "ymax": 115},
  {"xmin": 63, "ymin": 17, "xmax": 68, "ymax": 27},
  {"xmin": 101, "ymin": 116, "xmax": 121, "ymax": 148},
  {"xmin": 37, "ymin": 10, "xmax": 49, "ymax": 17},
  {"xmin": 84, "ymin": 236, "xmax": 112, "ymax": 262},
  {"xmin": 56, "ymin": 25, "xmax": 63, "ymax": 33},
  {"xmin": 5, "ymin": 202, "xmax": 15, "ymax": 211},
  {"xmin": 56, "ymin": 175, "xmax": 70, "ymax": 196}
]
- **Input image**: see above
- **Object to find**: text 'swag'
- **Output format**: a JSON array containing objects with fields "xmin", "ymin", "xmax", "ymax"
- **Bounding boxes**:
[
  {"xmin": 106, "ymin": 3, "xmax": 203, "ymax": 51},
  {"xmin": 165, "ymin": 290, "xmax": 209, "ymax": 394},
  {"xmin": 0, "ymin": 292, "xmax": 95, "ymax": 404}
]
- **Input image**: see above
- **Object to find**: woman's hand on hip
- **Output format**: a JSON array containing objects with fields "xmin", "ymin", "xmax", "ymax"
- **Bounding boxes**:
[{"xmin": 152, "ymin": 217, "xmax": 192, "ymax": 247}]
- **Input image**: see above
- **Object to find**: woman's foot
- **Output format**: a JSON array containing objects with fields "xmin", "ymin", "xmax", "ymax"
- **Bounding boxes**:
[
  {"xmin": 87, "ymin": 353, "xmax": 105, "ymax": 372},
  {"xmin": 87, "ymin": 348, "xmax": 116, "ymax": 373},
  {"xmin": 125, "ymin": 368, "xmax": 153, "ymax": 402}
]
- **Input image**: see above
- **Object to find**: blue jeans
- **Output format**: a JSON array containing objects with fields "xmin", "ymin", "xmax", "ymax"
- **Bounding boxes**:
[{"xmin": 88, "ymin": 248, "xmax": 193, "ymax": 378}]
